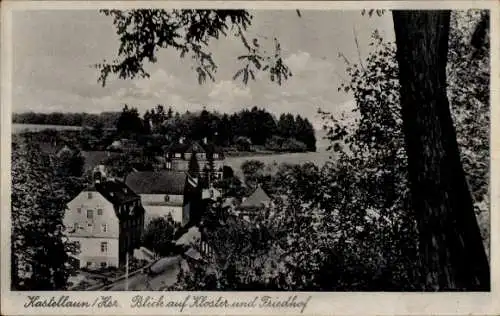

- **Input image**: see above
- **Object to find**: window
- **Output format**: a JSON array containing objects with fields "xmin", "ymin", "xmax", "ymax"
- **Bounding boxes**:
[
  {"xmin": 164, "ymin": 195, "xmax": 170, "ymax": 202},
  {"xmin": 101, "ymin": 224, "xmax": 107, "ymax": 233},
  {"xmin": 100, "ymin": 242, "xmax": 108, "ymax": 253},
  {"xmin": 213, "ymin": 153, "xmax": 219, "ymax": 159},
  {"xmin": 174, "ymin": 153, "xmax": 181, "ymax": 158},
  {"xmin": 199, "ymin": 153, "xmax": 206, "ymax": 160},
  {"xmin": 87, "ymin": 210, "xmax": 93, "ymax": 219},
  {"xmin": 87, "ymin": 192, "xmax": 93, "ymax": 199},
  {"xmin": 166, "ymin": 161, "xmax": 172, "ymax": 170},
  {"xmin": 73, "ymin": 223, "xmax": 78, "ymax": 231},
  {"xmin": 77, "ymin": 208, "xmax": 81, "ymax": 214},
  {"xmin": 100, "ymin": 262, "xmax": 107, "ymax": 268},
  {"xmin": 87, "ymin": 223, "xmax": 93, "ymax": 232},
  {"xmin": 97, "ymin": 209, "xmax": 103, "ymax": 216}
]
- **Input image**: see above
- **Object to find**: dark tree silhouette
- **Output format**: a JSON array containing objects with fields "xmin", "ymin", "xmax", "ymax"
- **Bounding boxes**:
[
  {"xmin": 116, "ymin": 104, "xmax": 144, "ymax": 136},
  {"xmin": 392, "ymin": 10, "xmax": 489, "ymax": 290}
]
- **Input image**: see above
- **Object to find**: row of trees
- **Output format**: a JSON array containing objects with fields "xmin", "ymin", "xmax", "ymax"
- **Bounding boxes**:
[
  {"xmin": 15, "ymin": 104, "xmax": 318, "ymax": 153},
  {"xmin": 117, "ymin": 104, "xmax": 317, "ymax": 151},
  {"xmin": 13, "ymin": 111, "xmax": 121, "ymax": 128}
]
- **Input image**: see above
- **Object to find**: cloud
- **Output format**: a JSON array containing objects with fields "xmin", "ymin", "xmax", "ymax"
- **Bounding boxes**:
[
  {"xmin": 206, "ymin": 80, "xmax": 252, "ymax": 112},
  {"xmin": 246, "ymin": 51, "xmax": 352, "ymax": 128},
  {"xmin": 208, "ymin": 80, "xmax": 251, "ymax": 101},
  {"xmin": 285, "ymin": 51, "xmax": 334, "ymax": 74}
]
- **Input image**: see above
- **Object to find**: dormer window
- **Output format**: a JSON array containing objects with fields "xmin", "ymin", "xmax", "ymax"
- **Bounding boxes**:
[
  {"xmin": 213, "ymin": 153, "xmax": 219, "ymax": 159},
  {"xmin": 87, "ymin": 192, "xmax": 93, "ymax": 199},
  {"xmin": 175, "ymin": 153, "xmax": 181, "ymax": 158}
]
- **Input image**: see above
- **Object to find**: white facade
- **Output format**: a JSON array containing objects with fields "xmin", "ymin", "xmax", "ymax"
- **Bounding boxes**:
[
  {"xmin": 140, "ymin": 193, "xmax": 184, "ymax": 224},
  {"xmin": 68, "ymin": 236, "xmax": 119, "ymax": 269},
  {"xmin": 64, "ymin": 190, "xmax": 120, "ymax": 269},
  {"xmin": 141, "ymin": 193, "xmax": 183, "ymax": 204}
]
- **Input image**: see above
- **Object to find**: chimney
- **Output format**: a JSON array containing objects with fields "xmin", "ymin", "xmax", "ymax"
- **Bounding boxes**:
[
  {"xmin": 202, "ymin": 137, "xmax": 207, "ymax": 145},
  {"xmin": 179, "ymin": 137, "xmax": 185, "ymax": 144}
]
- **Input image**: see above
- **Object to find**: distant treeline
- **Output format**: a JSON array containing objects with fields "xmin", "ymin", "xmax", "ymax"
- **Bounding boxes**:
[
  {"xmin": 120, "ymin": 105, "xmax": 317, "ymax": 152},
  {"xmin": 13, "ymin": 111, "xmax": 120, "ymax": 128},
  {"xmin": 14, "ymin": 105, "xmax": 317, "ymax": 152}
]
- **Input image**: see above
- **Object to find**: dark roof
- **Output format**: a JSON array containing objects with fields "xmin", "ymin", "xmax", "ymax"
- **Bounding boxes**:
[
  {"xmin": 86, "ymin": 180, "xmax": 139, "ymax": 205},
  {"xmin": 167, "ymin": 141, "xmax": 205, "ymax": 154},
  {"xmin": 240, "ymin": 186, "xmax": 271, "ymax": 208},
  {"xmin": 125, "ymin": 170, "xmax": 187, "ymax": 195},
  {"xmin": 201, "ymin": 142, "xmax": 224, "ymax": 156},
  {"xmin": 81, "ymin": 151, "xmax": 120, "ymax": 171},
  {"xmin": 166, "ymin": 140, "xmax": 223, "ymax": 155}
]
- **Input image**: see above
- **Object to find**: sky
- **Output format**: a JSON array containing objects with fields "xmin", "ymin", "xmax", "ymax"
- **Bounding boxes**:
[{"xmin": 12, "ymin": 9, "xmax": 395, "ymax": 129}]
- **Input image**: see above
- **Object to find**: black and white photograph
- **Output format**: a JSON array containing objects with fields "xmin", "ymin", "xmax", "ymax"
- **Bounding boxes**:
[{"xmin": 1, "ymin": 1, "xmax": 498, "ymax": 312}]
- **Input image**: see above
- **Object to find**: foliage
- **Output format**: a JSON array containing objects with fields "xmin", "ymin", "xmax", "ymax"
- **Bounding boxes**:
[
  {"xmin": 97, "ymin": 10, "xmax": 292, "ymax": 86},
  {"xmin": 447, "ymin": 10, "xmax": 490, "ymax": 249},
  {"xmin": 142, "ymin": 215, "xmax": 180, "ymax": 256},
  {"xmin": 55, "ymin": 148, "xmax": 85, "ymax": 178},
  {"xmin": 116, "ymin": 105, "xmax": 146, "ymax": 136},
  {"xmin": 16, "ymin": 105, "xmax": 317, "ymax": 153},
  {"xmin": 240, "ymin": 160, "xmax": 266, "ymax": 185},
  {"xmin": 11, "ymin": 139, "xmax": 79, "ymax": 290},
  {"xmin": 13, "ymin": 111, "xmax": 120, "ymax": 128},
  {"xmin": 168, "ymin": 11, "xmax": 489, "ymax": 291},
  {"xmin": 103, "ymin": 153, "xmax": 137, "ymax": 178}
]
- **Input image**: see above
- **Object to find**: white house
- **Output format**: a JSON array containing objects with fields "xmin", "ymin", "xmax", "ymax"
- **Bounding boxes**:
[
  {"xmin": 125, "ymin": 170, "xmax": 190, "ymax": 225},
  {"xmin": 64, "ymin": 180, "xmax": 144, "ymax": 270}
]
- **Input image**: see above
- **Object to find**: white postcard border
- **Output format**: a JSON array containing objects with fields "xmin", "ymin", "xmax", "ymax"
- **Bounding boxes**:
[{"xmin": 1, "ymin": 1, "xmax": 499, "ymax": 315}]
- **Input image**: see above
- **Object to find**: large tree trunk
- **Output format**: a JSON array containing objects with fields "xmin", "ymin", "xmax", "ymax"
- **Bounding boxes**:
[{"xmin": 392, "ymin": 11, "xmax": 489, "ymax": 291}]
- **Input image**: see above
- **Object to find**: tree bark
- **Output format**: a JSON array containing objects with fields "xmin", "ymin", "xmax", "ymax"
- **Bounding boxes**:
[{"xmin": 392, "ymin": 10, "xmax": 489, "ymax": 290}]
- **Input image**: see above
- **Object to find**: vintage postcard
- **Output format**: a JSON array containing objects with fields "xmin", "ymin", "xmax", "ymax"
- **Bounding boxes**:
[{"xmin": 1, "ymin": 0, "xmax": 499, "ymax": 315}]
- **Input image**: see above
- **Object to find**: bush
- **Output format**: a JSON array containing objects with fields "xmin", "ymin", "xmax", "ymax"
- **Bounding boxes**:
[
  {"xmin": 280, "ymin": 138, "xmax": 307, "ymax": 152},
  {"xmin": 141, "ymin": 215, "xmax": 179, "ymax": 257}
]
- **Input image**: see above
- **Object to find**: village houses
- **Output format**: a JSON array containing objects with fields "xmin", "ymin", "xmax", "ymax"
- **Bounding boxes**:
[
  {"xmin": 64, "ymin": 179, "xmax": 145, "ymax": 269},
  {"xmin": 164, "ymin": 137, "xmax": 225, "ymax": 181}
]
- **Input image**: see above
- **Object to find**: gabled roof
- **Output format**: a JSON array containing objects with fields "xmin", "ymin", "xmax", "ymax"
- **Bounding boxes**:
[
  {"xmin": 86, "ymin": 180, "xmax": 139, "ymax": 205},
  {"xmin": 240, "ymin": 186, "xmax": 271, "ymax": 208},
  {"xmin": 167, "ymin": 140, "xmax": 205, "ymax": 154},
  {"xmin": 166, "ymin": 140, "xmax": 223, "ymax": 155},
  {"xmin": 81, "ymin": 151, "xmax": 121, "ymax": 171},
  {"xmin": 125, "ymin": 170, "xmax": 187, "ymax": 195}
]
